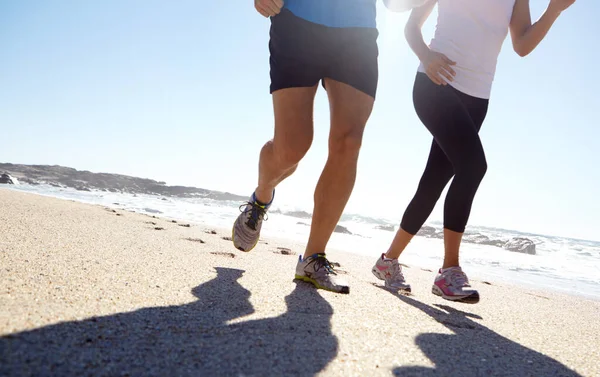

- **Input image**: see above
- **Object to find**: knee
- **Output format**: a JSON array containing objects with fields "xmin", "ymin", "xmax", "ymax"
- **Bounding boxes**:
[
  {"xmin": 268, "ymin": 139, "xmax": 312, "ymax": 168},
  {"xmin": 474, "ymin": 156, "xmax": 487, "ymax": 180},
  {"xmin": 461, "ymin": 155, "xmax": 487, "ymax": 182},
  {"xmin": 329, "ymin": 131, "xmax": 364, "ymax": 158}
]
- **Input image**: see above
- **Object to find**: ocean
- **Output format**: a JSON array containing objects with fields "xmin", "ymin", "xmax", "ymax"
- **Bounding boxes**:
[{"xmin": 6, "ymin": 184, "xmax": 600, "ymax": 300}]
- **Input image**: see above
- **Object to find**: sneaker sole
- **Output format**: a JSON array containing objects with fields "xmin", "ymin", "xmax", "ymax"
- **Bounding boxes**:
[
  {"xmin": 231, "ymin": 226, "xmax": 259, "ymax": 252},
  {"xmin": 372, "ymin": 268, "xmax": 412, "ymax": 293},
  {"xmin": 384, "ymin": 285, "xmax": 412, "ymax": 293},
  {"xmin": 432, "ymin": 285, "xmax": 480, "ymax": 304},
  {"xmin": 295, "ymin": 275, "xmax": 350, "ymax": 294}
]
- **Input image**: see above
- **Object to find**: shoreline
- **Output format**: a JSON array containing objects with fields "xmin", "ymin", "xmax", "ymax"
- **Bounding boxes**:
[
  {"xmin": 1, "ymin": 188, "xmax": 599, "ymax": 376},
  {"xmin": 3, "ymin": 185, "xmax": 599, "ymax": 302}
]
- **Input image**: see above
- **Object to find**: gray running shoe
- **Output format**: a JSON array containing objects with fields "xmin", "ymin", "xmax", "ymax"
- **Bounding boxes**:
[
  {"xmin": 232, "ymin": 192, "xmax": 271, "ymax": 252},
  {"xmin": 432, "ymin": 266, "xmax": 479, "ymax": 303},
  {"xmin": 295, "ymin": 254, "xmax": 349, "ymax": 294},
  {"xmin": 372, "ymin": 253, "xmax": 412, "ymax": 292}
]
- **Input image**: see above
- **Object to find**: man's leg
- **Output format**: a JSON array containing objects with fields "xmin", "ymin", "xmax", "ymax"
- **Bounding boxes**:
[
  {"xmin": 304, "ymin": 79, "xmax": 374, "ymax": 258},
  {"xmin": 254, "ymin": 86, "xmax": 318, "ymax": 204},
  {"xmin": 232, "ymin": 8, "xmax": 325, "ymax": 252},
  {"xmin": 294, "ymin": 79, "xmax": 374, "ymax": 294},
  {"xmin": 233, "ymin": 86, "xmax": 317, "ymax": 252}
]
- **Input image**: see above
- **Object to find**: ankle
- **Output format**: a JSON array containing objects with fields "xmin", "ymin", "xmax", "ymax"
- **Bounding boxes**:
[
  {"xmin": 441, "ymin": 264, "xmax": 460, "ymax": 271},
  {"xmin": 384, "ymin": 253, "xmax": 398, "ymax": 261},
  {"xmin": 303, "ymin": 251, "xmax": 324, "ymax": 260},
  {"xmin": 253, "ymin": 188, "xmax": 274, "ymax": 205},
  {"xmin": 384, "ymin": 249, "xmax": 401, "ymax": 260}
]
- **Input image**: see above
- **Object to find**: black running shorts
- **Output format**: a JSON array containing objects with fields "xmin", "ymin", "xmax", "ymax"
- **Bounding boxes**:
[{"xmin": 268, "ymin": 9, "xmax": 379, "ymax": 99}]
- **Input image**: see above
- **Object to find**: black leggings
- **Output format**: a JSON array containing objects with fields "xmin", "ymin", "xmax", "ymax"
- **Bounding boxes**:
[{"xmin": 401, "ymin": 73, "xmax": 489, "ymax": 234}]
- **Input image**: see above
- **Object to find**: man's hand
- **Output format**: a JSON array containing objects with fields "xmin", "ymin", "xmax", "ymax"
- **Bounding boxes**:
[
  {"xmin": 548, "ymin": 0, "xmax": 576, "ymax": 15},
  {"xmin": 422, "ymin": 50, "xmax": 456, "ymax": 86},
  {"xmin": 255, "ymin": 0, "xmax": 284, "ymax": 18}
]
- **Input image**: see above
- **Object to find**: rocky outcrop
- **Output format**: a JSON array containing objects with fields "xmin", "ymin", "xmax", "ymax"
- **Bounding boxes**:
[
  {"xmin": 0, "ymin": 173, "xmax": 18, "ymax": 184},
  {"xmin": 284, "ymin": 211, "xmax": 312, "ymax": 219},
  {"xmin": 297, "ymin": 222, "xmax": 352, "ymax": 235},
  {"xmin": 417, "ymin": 226, "xmax": 440, "ymax": 238},
  {"xmin": 0, "ymin": 163, "xmax": 246, "ymax": 201},
  {"xmin": 463, "ymin": 233, "xmax": 506, "ymax": 247},
  {"xmin": 415, "ymin": 225, "xmax": 534, "ymax": 253},
  {"xmin": 334, "ymin": 225, "xmax": 352, "ymax": 235},
  {"xmin": 503, "ymin": 237, "xmax": 536, "ymax": 255},
  {"xmin": 375, "ymin": 224, "xmax": 395, "ymax": 232}
]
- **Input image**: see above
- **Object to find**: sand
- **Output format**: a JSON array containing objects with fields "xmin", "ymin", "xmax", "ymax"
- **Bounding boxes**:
[{"xmin": 1, "ymin": 188, "xmax": 599, "ymax": 377}]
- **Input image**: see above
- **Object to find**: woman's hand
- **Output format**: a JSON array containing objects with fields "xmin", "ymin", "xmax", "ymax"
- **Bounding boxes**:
[{"xmin": 421, "ymin": 50, "xmax": 456, "ymax": 85}]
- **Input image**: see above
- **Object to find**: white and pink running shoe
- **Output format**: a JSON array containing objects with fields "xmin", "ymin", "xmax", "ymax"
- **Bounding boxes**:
[
  {"xmin": 432, "ymin": 266, "xmax": 479, "ymax": 303},
  {"xmin": 372, "ymin": 254, "xmax": 412, "ymax": 292}
]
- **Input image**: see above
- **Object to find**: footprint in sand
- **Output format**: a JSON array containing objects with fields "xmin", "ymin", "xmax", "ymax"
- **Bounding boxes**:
[
  {"xmin": 210, "ymin": 251, "xmax": 236, "ymax": 258},
  {"xmin": 273, "ymin": 247, "xmax": 295, "ymax": 256},
  {"xmin": 221, "ymin": 236, "xmax": 232, "ymax": 241},
  {"xmin": 185, "ymin": 238, "xmax": 205, "ymax": 244},
  {"xmin": 154, "ymin": 227, "xmax": 165, "ymax": 231}
]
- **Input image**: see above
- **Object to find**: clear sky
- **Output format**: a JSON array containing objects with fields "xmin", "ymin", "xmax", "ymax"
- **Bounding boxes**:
[{"xmin": 1, "ymin": 1, "xmax": 598, "ymax": 241}]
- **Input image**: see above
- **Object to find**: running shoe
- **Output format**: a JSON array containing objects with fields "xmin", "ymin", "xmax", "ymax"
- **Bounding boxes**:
[
  {"xmin": 372, "ymin": 253, "xmax": 411, "ymax": 292},
  {"xmin": 232, "ymin": 192, "xmax": 272, "ymax": 252},
  {"xmin": 295, "ymin": 254, "xmax": 349, "ymax": 294},
  {"xmin": 432, "ymin": 266, "xmax": 479, "ymax": 303}
]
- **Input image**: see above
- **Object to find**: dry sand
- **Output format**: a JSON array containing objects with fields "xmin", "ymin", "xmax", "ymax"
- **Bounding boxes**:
[{"xmin": 1, "ymin": 188, "xmax": 599, "ymax": 377}]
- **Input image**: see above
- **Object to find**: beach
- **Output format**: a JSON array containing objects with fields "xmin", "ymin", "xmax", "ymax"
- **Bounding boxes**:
[{"xmin": 1, "ymin": 188, "xmax": 599, "ymax": 376}]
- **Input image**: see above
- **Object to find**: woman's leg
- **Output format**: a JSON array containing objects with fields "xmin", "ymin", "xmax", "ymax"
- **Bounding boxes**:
[
  {"xmin": 388, "ymin": 73, "xmax": 489, "ymax": 259},
  {"xmin": 375, "ymin": 74, "xmax": 488, "ymax": 296},
  {"xmin": 385, "ymin": 140, "xmax": 454, "ymax": 259},
  {"xmin": 409, "ymin": 74, "xmax": 489, "ymax": 302}
]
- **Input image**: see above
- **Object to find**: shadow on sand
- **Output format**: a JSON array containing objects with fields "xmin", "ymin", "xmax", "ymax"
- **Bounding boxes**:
[
  {"xmin": 379, "ymin": 288, "xmax": 581, "ymax": 377},
  {"xmin": 0, "ymin": 267, "xmax": 337, "ymax": 377}
]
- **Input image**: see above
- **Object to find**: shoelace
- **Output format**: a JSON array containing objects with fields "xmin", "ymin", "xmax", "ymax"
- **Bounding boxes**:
[
  {"xmin": 447, "ymin": 269, "xmax": 470, "ymax": 287},
  {"xmin": 390, "ymin": 261, "xmax": 406, "ymax": 283},
  {"xmin": 309, "ymin": 255, "xmax": 337, "ymax": 275},
  {"xmin": 239, "ymin": 201, "xmax": 268, "ymax": 231}
]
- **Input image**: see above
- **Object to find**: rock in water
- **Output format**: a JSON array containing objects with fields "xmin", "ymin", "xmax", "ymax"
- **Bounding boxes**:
[
  {"xmin": 334, "ymin": 225, "xmax": 352, "ymax": 235},
  {"xmin": 481, "ymin": 239, "xmax": 507, "ymax": 247},
  {"xmin": 375, "ymin": 224, "xmax": 395, "ymax": 232},
  {"xmin": 463, "ymin": 232, "xmax": 490, "ymax": 244},
  {"xmin": 285, "ymin": 210, "xmax": 312, "ymax": 219},
  {"xmin": 503, "ymin": 237, "xmax": 536, "ymax": 255},
  {"xmin": 0, "ymin": 173, "xmax": 18, "ymax": 185},
  {"xmin": 416, "ymin": 226, "xmax": 437, "ymax": 237}
]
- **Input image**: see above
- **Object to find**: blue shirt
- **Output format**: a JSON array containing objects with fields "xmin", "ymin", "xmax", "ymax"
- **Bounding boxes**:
[{"xmin": 284, "ymin": 0, "xmax": 377, "ymax": 28}]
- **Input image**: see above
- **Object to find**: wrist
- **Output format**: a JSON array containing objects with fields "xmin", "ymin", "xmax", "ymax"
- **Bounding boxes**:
[
  {"xmin": 417, "ymin": 47, "xmax": 432, "ymax": 64},
  {"xmin": 545, "ymin": 5, "xmax": 562, "ymax": 19}
]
